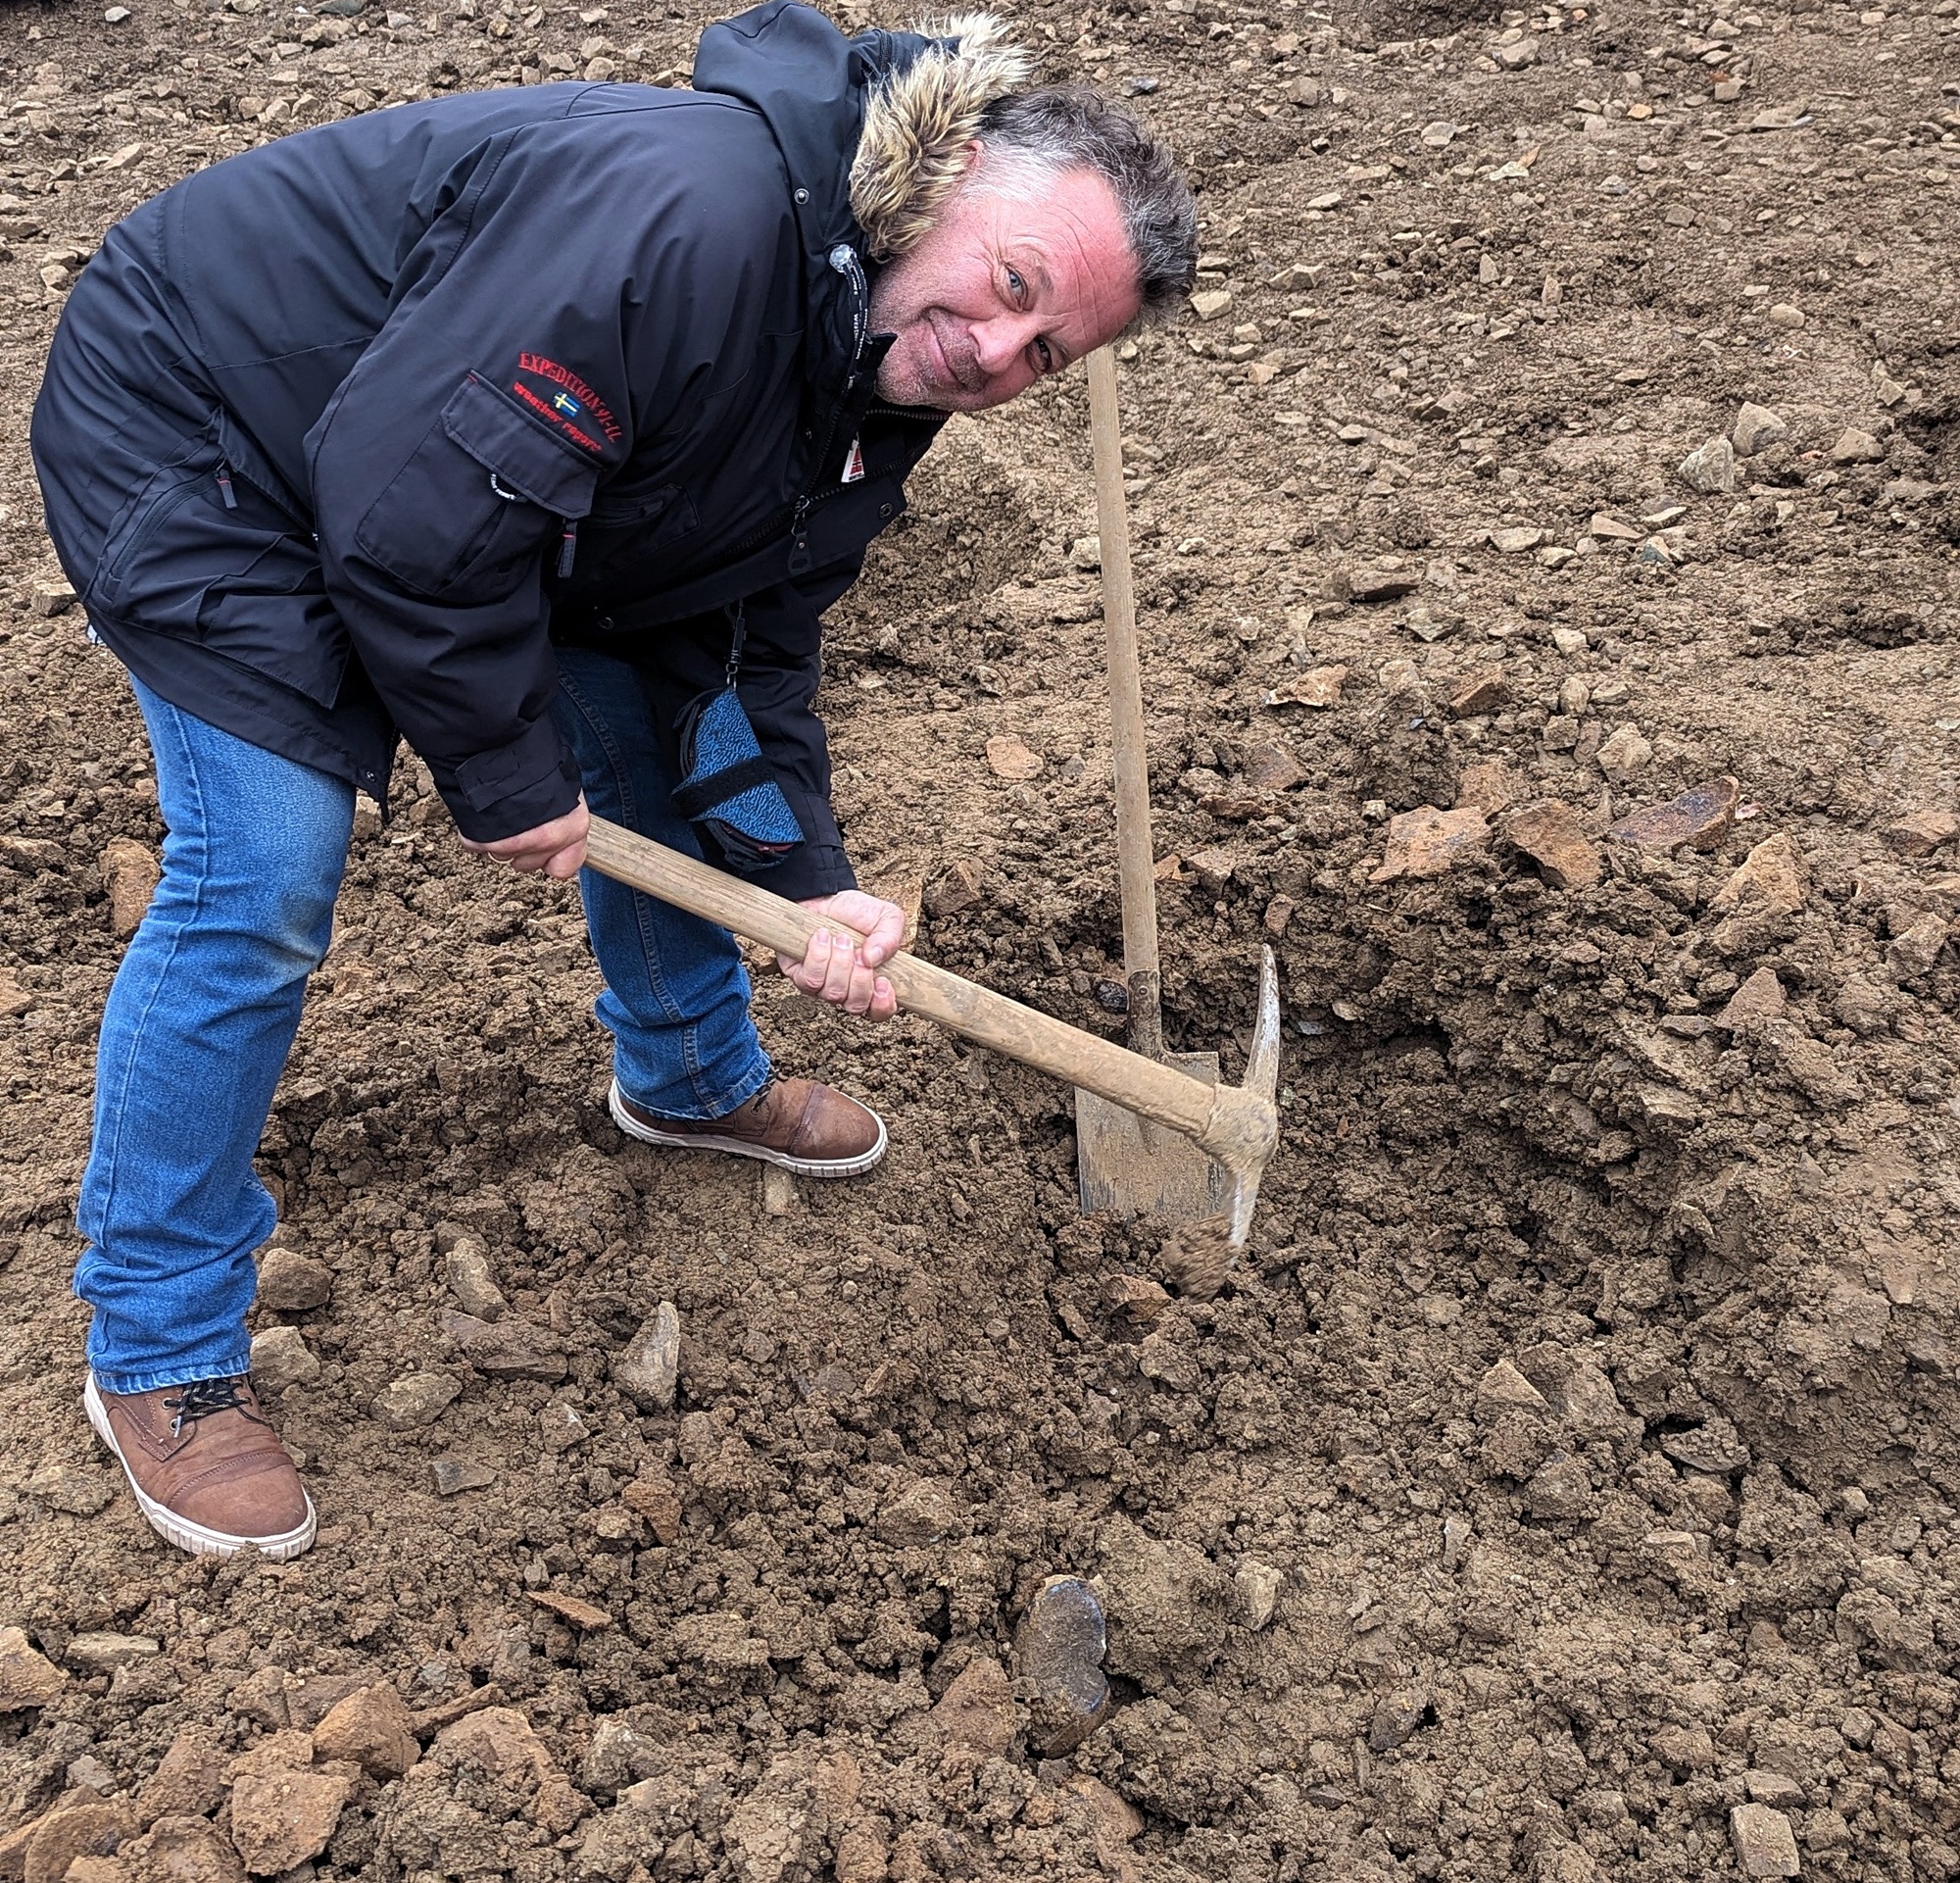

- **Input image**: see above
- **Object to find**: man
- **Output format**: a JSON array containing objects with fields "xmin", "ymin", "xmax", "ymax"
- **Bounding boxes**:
[{"xmin": 30, "ymin": 0, "xmax": 1195, "ymax": 1561}]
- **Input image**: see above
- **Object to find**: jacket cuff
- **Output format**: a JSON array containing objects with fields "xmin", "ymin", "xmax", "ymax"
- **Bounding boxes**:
[
  {"xmin": 434, "ymin": 715, "xmax": 582, "ymax": 841},
  {"xmin": 753, "ymin": 840, "xmax": 857, "ymax": 903}
]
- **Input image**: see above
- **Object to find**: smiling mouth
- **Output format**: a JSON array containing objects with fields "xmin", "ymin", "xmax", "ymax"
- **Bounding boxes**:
[{"xmin": 922, "ymin": 313, "xmax": 976, "ymax": 396}]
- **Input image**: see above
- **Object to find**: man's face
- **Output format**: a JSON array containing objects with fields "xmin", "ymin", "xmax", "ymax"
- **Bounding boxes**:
[{"xmin": 868, "ymin": 151, "xmax": 1143, "ymax": 413}]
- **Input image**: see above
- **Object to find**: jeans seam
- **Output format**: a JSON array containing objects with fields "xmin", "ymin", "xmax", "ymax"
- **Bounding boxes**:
[{"xmin": 84, "ymin": 694, "xmax": 208, "ymax": 1251}]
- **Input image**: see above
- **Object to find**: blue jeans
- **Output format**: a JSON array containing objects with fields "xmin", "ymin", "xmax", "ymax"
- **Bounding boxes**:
[{"xmin": 79, "ymin": 655, "xmax": 766, "ymax": 1393}]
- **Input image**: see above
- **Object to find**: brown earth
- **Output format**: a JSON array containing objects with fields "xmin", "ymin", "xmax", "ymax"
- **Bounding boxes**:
[{"xmin": 1, "ymin": 0, "xmax": 1959, "ymax": 1876}]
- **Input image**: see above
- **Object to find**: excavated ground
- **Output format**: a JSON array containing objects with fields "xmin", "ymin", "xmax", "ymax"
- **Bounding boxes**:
[{"xmin": 0, "ymin": 0, "xmax": 1958, "ymax": 1876}]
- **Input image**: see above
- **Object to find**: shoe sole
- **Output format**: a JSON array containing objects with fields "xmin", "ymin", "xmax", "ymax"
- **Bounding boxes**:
[
  {"xmin": 608, "ymin": 1079, "xmax": 888, "ymax": 1178},
  {"xmin": 82, "ymin": 1375, "xmax": 317, "ymax": 1561}
]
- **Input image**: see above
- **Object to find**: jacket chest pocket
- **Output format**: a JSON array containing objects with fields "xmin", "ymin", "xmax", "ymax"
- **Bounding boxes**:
[{"xmin": 353, "ymin": 372, "xmax": 600, "ymax": 604}]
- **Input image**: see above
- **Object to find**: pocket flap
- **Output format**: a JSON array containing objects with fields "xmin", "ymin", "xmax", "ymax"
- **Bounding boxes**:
[{"xmin": 442, "ymin": 373, "xmax": 598, "ymax": 519}]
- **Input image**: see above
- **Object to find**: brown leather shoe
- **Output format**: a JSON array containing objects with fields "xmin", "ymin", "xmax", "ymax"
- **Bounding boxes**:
[
  {"xmin": 83, "ymin": 1375, "xmax": 316, "ymax": 1561},
  {"xmin": 609, "ymin": 1075, "xmax": 887, "ymax": 1177}
]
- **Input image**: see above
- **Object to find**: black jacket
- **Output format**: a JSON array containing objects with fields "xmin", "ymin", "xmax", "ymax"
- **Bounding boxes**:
[{"xmin": 31, "ymin": 1, "xmax": 948, "ymax": 896}]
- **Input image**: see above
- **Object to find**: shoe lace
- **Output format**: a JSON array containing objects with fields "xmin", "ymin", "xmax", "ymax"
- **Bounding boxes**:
[{"xmin": 162, "ymin": 1376, "xmax": 264, "ymax": 1436}]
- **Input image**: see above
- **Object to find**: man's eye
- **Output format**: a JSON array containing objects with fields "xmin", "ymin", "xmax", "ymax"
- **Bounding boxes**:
[
  {"xmin": 1034, "ymin": 337, "xmax": 1054, "ymax": 372},
  {"xmin": 1005, "ymin": 267, "xmax": 1027, "ymax": 299}
]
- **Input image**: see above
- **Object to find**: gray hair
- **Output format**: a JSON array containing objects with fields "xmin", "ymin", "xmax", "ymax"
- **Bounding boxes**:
[{"xmin": 967, "ymin": 87, "xmax": 1197, "ymax": 326}]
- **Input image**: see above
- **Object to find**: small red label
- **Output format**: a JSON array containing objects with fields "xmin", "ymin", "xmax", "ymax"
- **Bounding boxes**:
[{"xmin": 840, "ymin": 435, "xmax": 864, "ymax": 484}]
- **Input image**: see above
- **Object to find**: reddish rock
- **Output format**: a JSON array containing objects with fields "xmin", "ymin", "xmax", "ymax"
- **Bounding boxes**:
[
  {"xmin": 620, "ymin": 1474, "xmax": 683, "ymax": 1543},
  {"xmin": 1265, "ymin": 664, "xmax": 1348, "ymax": 708},
  {"xmin": 434, "ymin": 1706, "xmax": 550, "ymax": 1789},
  {"xmin": 1709, "ymin": 832, "xmax": 1807, "ymax": 920},
  {"xmin": 1447, "ymin": 667, "xmax": 1508, "ymax": 719},
  {"xmin": 227, "ymin": 1766, "xmax": 351, "ymax": 1876},
  {"xmin": 1371, "ymin": 807, "xmax": 1491, "ymax": 883},
  {"xmin": 0, "ymin": 1629, "xmax": 65, "ymax": 1712},
  {"xmin": 1717, "ymin": 967, "xmax": 1786, "ymax": 1030},
  {"xmin": 931, "ymin": 1656, "xmax": 1017, "ymax": 1757},
  {"xmin": 984, "ymin": 735, "xmax": 1043, "ymax": 781},
  {"xmin": 1456, "ymin": 759, "xmax": 1524, "ymax": 817},
  {"xmin": 526, "ymin": 1591, "xmax": 612, "ymax": 1632},
  {"xmin": 1503, "ymin": 800, "xmax": 1601, "ymax": 890},
  {"xmin": 1608, "ymin": 776, "xmax": 1740, "ymax": 853},
  {"xmin": 22, "ymin": 1803, "xmax": 132, "ymax": 1883},
  {"xmin": 312, "ymin": 1683, "xmax": 418, "ymax": 1778},
  {"xmin": 1883, "ymin": 808, "xmax": 1959, "ymax": 856},
  {"xmin": 99, "ymin": 838, "xmax": 159, "ymax": 939},
  {"xmin": 138, "ymin": 1727, "xmax": 228, "ymax": 1823}
]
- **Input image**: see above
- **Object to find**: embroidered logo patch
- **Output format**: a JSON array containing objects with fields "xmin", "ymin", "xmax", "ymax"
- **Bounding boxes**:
[
  {"xmin": 840, "ymin": 435, "xmax": 865, "ymax": 484},
  {"xmin": 513, "ymin": 352, "xmax": 622, "ymax": 455}
]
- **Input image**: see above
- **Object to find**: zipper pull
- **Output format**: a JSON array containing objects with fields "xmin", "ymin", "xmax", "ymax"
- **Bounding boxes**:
[
  {"xmin": 787, "ymin": 497, "xmax": 811, "ymax": 575},
  {"xmin": 215, "ymin": 466, "xmax": 237, "ymax": 511},
  {"xmin": 557, "ymin": 519, "xmax": 578, "ymax": 579}
]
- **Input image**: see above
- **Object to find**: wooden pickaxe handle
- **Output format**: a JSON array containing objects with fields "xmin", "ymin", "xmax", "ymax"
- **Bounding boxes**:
[{"xmin": 580, "ymin": 817, "xmax": 1277, "ymax": 1176}]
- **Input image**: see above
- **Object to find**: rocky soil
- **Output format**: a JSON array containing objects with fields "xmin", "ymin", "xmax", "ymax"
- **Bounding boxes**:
[{"xmin": 1, "ymin": 0, "xmax": 1958, "ymax": 1876}]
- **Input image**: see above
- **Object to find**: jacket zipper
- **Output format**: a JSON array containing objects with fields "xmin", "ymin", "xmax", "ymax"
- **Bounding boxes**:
[{"xmin": 215, "ymin": 466, "xmax": 238, "ymax": 510}]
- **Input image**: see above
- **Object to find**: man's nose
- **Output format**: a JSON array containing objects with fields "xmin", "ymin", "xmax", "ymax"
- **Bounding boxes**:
[{"xmin": 969, "ymin": 312, "xmax": 1042, "ymax": 378}]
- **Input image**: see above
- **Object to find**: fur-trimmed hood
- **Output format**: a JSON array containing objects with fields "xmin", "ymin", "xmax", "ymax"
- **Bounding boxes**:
[
  {"xmin": 695, "ymin": 2, "xmax": 1033, "ymax": 264},
  {"xmin": 848, "ymin": 15, "xmax": 1033, "ymax": 258}
]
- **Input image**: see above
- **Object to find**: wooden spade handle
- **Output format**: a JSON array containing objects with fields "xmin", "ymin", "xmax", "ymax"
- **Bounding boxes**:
[
  {"xmin": 1086, "ymin": 344, "xmax": 1165, "ymax": 1062},
  {"xmin": 580, "ymin": 817, "xmax": 1277, "ymax": 1175}
]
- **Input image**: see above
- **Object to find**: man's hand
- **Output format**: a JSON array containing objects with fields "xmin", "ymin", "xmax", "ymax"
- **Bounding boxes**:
[
  {"xmin": 459, "ymin": 795, "xmax": 590, "ymax": 879},
  {"xmin": 778, "ymin": 891, "xmax": 906, "ymax": 1021}
]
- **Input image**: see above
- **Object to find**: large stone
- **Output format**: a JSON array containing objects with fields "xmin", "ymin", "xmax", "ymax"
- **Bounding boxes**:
[
  {"xmin": 0, "ymin": 1627, "xmax": 66, "ymax": 1711},
  {"xmin": 1888, "ymin": 913, "xmax": 1951, "ymax": 978},
  {"xmin": 1593, "ymin": 724, "xmax": 1653, "ymax": 781},
  {"xmin": 1679, "ymin": 434, "xmax": 1737, "ymax": 493},
  {"xmin": 24, "ymin": 1462, "xmax": 113, "ymax": 1516},
  {"xmin": 931, "ymin": 1656, "xmax": 1017, "ymax": 1758},
  {"xmin": 1475, "ymin": 1359, "xmax": 1548, "ymax": 1418},
  {"xmin": 138, "ymin": 1727, "xmax": 228, "ymax": 1822},
  {"xmin": 620, "ymin": 1474, "xmax": 683, "ymax": 1542},
  {"xmin": 1234, "ymin": 1561, "xmax": 1282, "ymax": 1630},
  {"xmin": 256, "ymin": 1246, "xmax": 332, "ymax": 1313},
  {"xmin": 248, "ymin": 1324, "xmax": 319, "ymax": 1396},
  {"xmin": 21, "ymin": 1802, "xmax": 133, "ymax": 1883},
  {"xmin": 1732, "ymin": 402, "xmax": 1788, "ymax": 456},
  {"xmin": 1882, "ymin": 808, "xmax": 1959, "ymax": 856},
  {"xmin": 1447, "ymin": 667, "xmax": 1508, "ymax": 719},
  {"xmin": 1015, "ymin": 1576, "xmax": 1112, "ymax": 1755},
  {"xmin": 227, "ymin": 1765, "xmax": 352, "ymax": 1875},
  {"xmin": 1730, "ymin": 1803, "xmax": 1800, "ymax": 1877},
  {"xmin": 443, "ymin": 1236, "xmax": 507, "ymax": 1320},
  {"xmin": 435, "ymin": 1706, "xmax": 550, "ymax": 1789},
  {"xmin": 1608, "ymin": 776, "xmax": 1739, "ymax": 853},
  {"xmin": 1709, "ymin": 832, "xmax": 1807, "ymax": 926},
  {"xmin": 983, "ymin": 735, "xmax": 1044, "ymax": 780},
  {"xmin": 1831, "ymin": 426, "xmax": 1885, "ymax": 465},
  {"xmin": 611, "ymin": 1302, "xmax": 680, "ymax": 1412},
  {"xmin": 439, "ymin": 1312, "xmax": 567, "ymax": 1381},
  {"xmin": 1503, "ymin": 800, "xmax": 1601, "ymax": 890},
  {"xmin": 117, "ymin": 1816, "xmax": 247, "ymax": 1883},
  {"xmin": 99, "ymin": 838, "xmax": 159, "ymax": 939},
  {"xmin": 1370, "ymin": 806, "xmax": 1491, "ymax": 883},
  {"xmin": 1717, "ymin": 967, "xmax": 1787, "ymax": 1029},
  {"xmin": 313, "ymin": 1682, "xmax": 418, "ymax": 1777},
  {"xmin": 66, "ymin": 1633, "xmax": 160, "ymax": 1673},
  {"xmin": 371, "ymin": 1369, "xmax": 461, "ymax": 1431}
]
